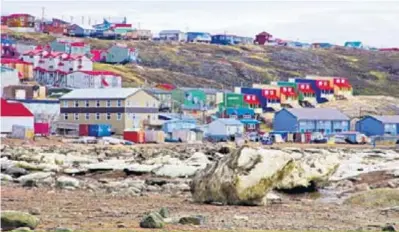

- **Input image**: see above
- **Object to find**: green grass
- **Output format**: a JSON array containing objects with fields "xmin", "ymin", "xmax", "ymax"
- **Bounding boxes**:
[
  {"xmin": 93, "ymin": 63, "xmax": 143, "ymax": 86},
  {"xmin": 344, "ymin": 188, "xmax": 399, "ymax": 208},
  {"xmin": 369, "ymin": 70, "xmax": 388, "ymax": 81}
]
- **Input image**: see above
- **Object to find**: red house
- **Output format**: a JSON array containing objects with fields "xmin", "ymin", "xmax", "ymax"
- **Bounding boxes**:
[
  {"xmin": 379, "ymin": 48, "xmax": 399, "ymax": 52},
  {"xmin": 42, "ymin": 18, "xmax": 70, "ymax": 35},
  {"xmin": 254, "ymin": 31, "xmax": 273, "ymax": 45},
  {"xmin": 2, "ymin": 14, "xmax": 35, "ymax": 28}
]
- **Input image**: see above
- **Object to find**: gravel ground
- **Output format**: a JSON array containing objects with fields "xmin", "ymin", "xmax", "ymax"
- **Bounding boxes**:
[{"xmin": 1, "ymin": 186, "xmax": 397, "ymax": 231}]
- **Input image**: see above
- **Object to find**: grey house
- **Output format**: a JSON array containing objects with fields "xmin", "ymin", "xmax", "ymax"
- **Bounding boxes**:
[
  {"xmin": 273, "ymin": 108, "xmax": 350, "ymax": 134},
  {"xmin": 356, "ymin": 115, "xmax": 399, "ymax": 136},
  {"xmin": 105, "ymin": 45, "xmax": 138, "ymax": 64},
  {"xmin": 159, "ymin": 30, "xmax": 187, "ymax": 42}
]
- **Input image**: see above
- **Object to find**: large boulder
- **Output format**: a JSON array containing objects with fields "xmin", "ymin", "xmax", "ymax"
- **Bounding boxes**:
[
  {"xmin": 1, "ymin": 211, "xmax": 40, "ymax": 230},
  {"xmin": 190, "ymin": 146, "xmax": 294, "ymax": 206},
  {"xmin": 56, "ymin": 176, "xmax": 80, "ymax": 189},
  {"xmin": 153, "ymin": 164, "xmax": 199, "ymax": 178},
  {"xmin": 17, "ymin": 172, "xmax": 54, "ymax": 187},
  {"xmin": 275, "ymin": 150, "xmax": 340, "ymax": 189},
  {"xmin": 140, "ymin": 212, "xmax": 164, "ymax": 228}
]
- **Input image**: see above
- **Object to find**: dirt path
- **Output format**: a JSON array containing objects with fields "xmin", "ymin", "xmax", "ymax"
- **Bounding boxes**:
[{"xmin": 1, "ymin": 186, "xmax": 396, "ymax": 231}]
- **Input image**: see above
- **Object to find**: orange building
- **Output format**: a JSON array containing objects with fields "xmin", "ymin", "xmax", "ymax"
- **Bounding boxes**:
[
  {"xmin": 2, "ymin": 14, "xmax": 35, "ymax": 28},
  {"xmin": 1, "ymin": 58, "xmax": 33, "ymax": 80}
]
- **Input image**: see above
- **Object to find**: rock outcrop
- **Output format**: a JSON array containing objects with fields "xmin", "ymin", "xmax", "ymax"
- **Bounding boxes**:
[
  {"xmin": 1, "ymin": 211, "xmax": 40, "ymax": 231},
  {"xmin": 191, "ymin": 146, "xmax": 295, "ymax": 205}
]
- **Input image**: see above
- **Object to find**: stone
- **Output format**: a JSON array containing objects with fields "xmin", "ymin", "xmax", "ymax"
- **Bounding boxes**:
[
  {"xmin": 145, "ymin": 178, "xmax": 168, "ymax": 186},
  {"xmin": 56, "ymin": 176, "xmax": 80, "ymax": 188},
  {"xmin": 124, "ymin": 164, "xmax": 160, "ymax": 175},
  {"xmin": 233, "ymin": 215, "xmax": 249, "ymax": 221},
  {"xmin": 28, "ymin": 208, "xmax": 41, "ymax": 216},
  {"xmin": 179, "ymin": 215, "xmax": 205, "ymax": 225},
  {"xmin": 153, "ymin": 164, "xmax": 199, "ymax": 178},
  {"xmin": 10, "ymin": 227, "xmax": 32, "ymax": 232},
  {"xmin": 146, "ymin": 185, "xmax": 161, "ymax": 192},
  {"xmin": 140, "ymin": 212, "xmax": 164, "ymax": 228},
  {"xmin": 17, "ymin": 172, "xmax": 54, "ymax": 187},
  {"xmin": 83, "ymin": 160, "xmax": 128, "ymax": 171},
  {"xmin": 382, "ymin": 224, "xmax": 398, "ymax": 231},
  {"xmin": 1, "ymin": 211, "xmax": 40, "ymax": 231},
  {"xmin": 185, "ymin": 152, "xmax": 210, "ymax": 169},
  {"xmin": 265, "ymin": 192, "xmax": 282, "ymax": 204},
  {"xmin": 63, "ymin": 168, "xmax": 87, "ymax": 175},
  {"xmin": 4, "ymin": 167, "xmax": 29, "ymax": 178},
  {"xmin": 191, "ymin": 146, "xmax": 294, "ymax": 205},
  {"xmin": 354, "ymin": 183, "xmax": 370, "ymax": 192},
  {"xmin": 1, "ymin": 173, "xmax": 13, "ymax": 181},
  {"xmin": 159, "ymin": 207, "xmax": 169, "ymax": 218},
  {"xmin": 54, "ymin": 227, "xmax": 74, "ymax": 232}
]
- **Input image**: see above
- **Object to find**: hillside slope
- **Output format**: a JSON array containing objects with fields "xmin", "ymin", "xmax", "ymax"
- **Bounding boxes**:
[{"xmin": 9, "ymin": 32, "xmax": 399, "ymax": 97}]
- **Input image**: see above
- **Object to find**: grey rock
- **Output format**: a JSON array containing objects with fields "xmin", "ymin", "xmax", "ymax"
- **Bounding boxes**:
[
  {"xmin": 124, "ymin": 164, "xmax": 160, "ymax": 175},
  {"xmin": 382, "ymin": 224, "xmax": 398, "ymax": 231},
  {"xmin": 159, "ymin": 207, "xmax": 169, "ymax": 218},
  {"xmin": 153, "ymin": 164, "xmax": 199, "ymax": 178},
  {"xmin": 4, "ymin": 167, "xmax": 28, "ymax": 178},
  {"xmin": 10, "ymin": 227, "xmax": 32, "ymax": 232},
  {"xmin": 54, "ymin": 227, "xmax": 74, "ymax": 232},
  {"xmin": 354, "ymin": 183, "xmax": 370, "ymax": 192},
  {"xmin": 17, "ymin": 172, "xmax": 54, "ymax": 187},
  {"xmin": 145, "ymin": 178, "xmax": 168, "ymax": 186},
  {"xmin": 146, "ymin": 185, "xmax": 161, "ymax": 192},
  {"xmin": 1, "ymin": 211, "xmax": 40, "ymax": 230},
  {"xmin": 56, "ymin": 176, "xmax": 80, "ymax": 188},
  {"xmin": 140, "ymin": 212, "xmax": 164, "ymax": 228},
  {"xmin": 179, "ymin": 215, "xmax": 205, "ymax": 225},
  {"xmin": 1, "ymin": 173, "xmax": 14, "ymax": 181},
  {"xmin": 63, "ymin": 168, "xmax": 87, "ymax": 175},
  {"xmin": 28, "ymin": 208, "xmax": 40, "ymax": 216}
]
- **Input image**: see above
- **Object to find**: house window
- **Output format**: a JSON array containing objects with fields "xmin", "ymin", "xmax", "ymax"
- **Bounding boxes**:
[
  {"xmin": 63, "ymin": 101, "xmax": 68, "ymax": 107},
  {"xmin": 85, "ymin": 113, "xmax": 89, "ymax": 120},
  {"xmin": 229, "ymin": 114, "xmax": 237, "ymax": 119},
  {"xmin": 117, "ymin": 100, "xmax": 122, "ymax": 107},
  {"xmin": 107, "ymin": 113, "xmax": 111, "ymax": 120},
  {"xmin": 117, "ymin": 113, "xmax": 122, "ymax": 120},
  {"xmin": 106, "ymin": 100, "xmax": 111, "ymax": 107},
  {"xmin": 243, "ymin": 114, "xmax": 251, "ymax": 119},
  {"xmin": 96, "ymin": 100, "xmax": 100, "ymax": 107},
  {"xmin": 74, "ymin": 113, "xmax": 79, "ymax": 120},
  {"xmin": 64, "ymin": 113, "xmax": 68, "ymax": 120},
  {"xmin": 74, "ymin": 100, "xmax": 79, "ymax": 107},
  {"xmin": 248, "ymin": 124, "xmax": 256, "ymax": 130},
  {"xmin": 85, "ymin": 100, "xmax": 89, "ymax": 107},
  {"xmin": 96, "ymin": 113, "xmax": 100, "ymax": 120}
]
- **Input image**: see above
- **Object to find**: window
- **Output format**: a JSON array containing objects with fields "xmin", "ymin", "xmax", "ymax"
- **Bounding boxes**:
[
  {"xmin": 74, "ymin": 101, "xmax": 79, "ymax": 107},
  {"xmin": 117, "ymin": 100, "xmax": 122, "ymax": 107},
  {"xmin": 107, "ymin": 113, "xmax": 111, "ymax": 120},
  {"xmin": 96, "ymin": 100, "xmax": 100, "ymax": 107},
  {"xmin": 248, "ymin": 124, "xmax": 256, "ymax": 130},
  {"xmin": 63, "ymin": 101, "xmax": 68, "ymax": 107},
  {"xmin": 96, "ymin": 113, "xmax": 100, "ymax": 120},
  {"xmin": 85, "ymin": 100, "xmax": 89, "ymax": 107},
  {"xmin": 243, "ymin": 114, "xmax": 251, "ymax": 119},
  {"xmin": 106, "ymin": 100, "xmax": 111, "ymax": 107},
  {"xmin": 85, "ymin": 113, "xmax": 89, "ymax": 120},
  {"xmin": 64, "ymin": 113, "xmax": 68, "ymax": 120},
  {"xmin": 117, "ymin": 113, "xmax": 122, "ymax": 120},
  {"xmin": 146, "ymin": 101, "xmax": 149, "ymax": 107},
  {"xmin": 229, "ymin": 114, "xmax": 237, "ymax": 119},
  {"xmin": 74, "ymin": 113, "xmax": 79, "ymax": 120}
]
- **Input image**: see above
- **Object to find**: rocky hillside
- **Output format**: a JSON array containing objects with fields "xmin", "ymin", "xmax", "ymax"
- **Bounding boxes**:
[{"xmin": 9, "ymin": 32, "xmax": 399, "ymax": 97}]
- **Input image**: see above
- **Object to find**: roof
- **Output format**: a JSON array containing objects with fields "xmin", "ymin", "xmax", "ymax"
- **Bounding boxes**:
[
  {"xmin": 7, "ymin": 13, "xmax": 33, "ymax": 18},
  {"xmin": 71, "ymin": 23, "xmax": 94, "ymax": 30},
  {"xmin": 70, "ymin": 42, "xmax": 85, "ymax": 47},
  {"xmin": 1, "ymin": 58, "xmax": 32, "ymax": 65},
  {"xmin": 160, "ymin": 30, "xmax": 182, "ymax": 34},
  {"xmin": 283, "ymin": 108, "xmax": 349, "ymax": 121},
  {"xmin": 143, "ymin": 88, "xmax": 171, "ymax": 95},
  {"xmin": 159, "ymin": 113, "xmax": 196, "ymax": 121},
  {"xmin": 257, "ymin": 31, "xmax": 272, "ymax": 36},
  {"xmin": 226, "ymin": 107, "xmax": 254, "ymax": 116},
  {"xmin": 1, "ymin": 66, "xmax": 16, "ymax": 72},
  {"xmin": 369, "ymin": 115, "xmax": 399, "ymax": 124},
  {"xmin": 0, "ymin": 98, "xmax": 33, "ymax": 117},
  {"xmin": 344, "ymin": 41, "xmax": 362, "ymax": 47},
  {"xmin": 60, "ymin": 88, "xmax": 140, "ymax": 100},
  {"xmin": 215, "ymin": 118, "xmax": 243, "ymax": 126},
  {"xmin": 240, "ymin": 119, "xmax": 260, "ymax": 124},
  {"xmin": 104, "ymin": 17, "xmax": 127, "ymax": 24}
]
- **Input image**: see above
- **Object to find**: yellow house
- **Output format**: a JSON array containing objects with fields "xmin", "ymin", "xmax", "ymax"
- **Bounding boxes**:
[{"xmin": 58, "ymin": 88, "xmax": 160, "ymax": 135}]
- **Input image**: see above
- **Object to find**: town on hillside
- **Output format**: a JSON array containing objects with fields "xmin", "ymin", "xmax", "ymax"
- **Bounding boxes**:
[{"xmin": 1, "ymin": 5, "xmax": 399, "ymax": 232}]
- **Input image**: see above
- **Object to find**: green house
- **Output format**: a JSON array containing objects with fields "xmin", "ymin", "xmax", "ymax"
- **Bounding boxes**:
[
  {"xmin": 218, "ymin": 93, "xmax": 249, "ymax": 112},
  {"xmin": 171, "ymin": 88, "xmax": 207, "ymax": 110}
]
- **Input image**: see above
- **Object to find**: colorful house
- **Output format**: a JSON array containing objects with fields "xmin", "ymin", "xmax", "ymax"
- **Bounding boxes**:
[
  {"xmin": 144, "ymin": 88, "xmax": 173, "ymax": 108},
  {"xmin": 1, "ymin": 36, "xmax": 17, "ymax": 58},
  {"xmin": 211, "ymin": 35, "xmax": 235, "ymax": 45},
  {"xmin": 207, "ymin": 118, "xmax": 244, "ymax": 140},
  {"xmin": 311, "ymin": 43, "xmax": 333, "ymax": 49},
  {"xmin": 344, "ymin": 41, "xmax": 363, "ymax": 49},
  {"xmin": 291, "ymin": 78, "xmax": 334, "ymax": 103},
  {"xmin": 42, "ymin": 18, "xmax": 70, "ymax": 35},
  {"xmin": 2, "ymin": 13, "xmax": 35, "ymax": 28},
  {"xmin": 159, "ymin": 30, "xmax": 187, "ymax": 42},
  {"xmin": 254, "ymin": 31, "xmax": 273, "ymax": 45},
  {"xmin": 233, "ymin": 36, "xmax": 253, "ymax": 45},
  {"xmin": 220, "ymin": 107, "xmax": 260, "ymax": 133},
  {"xmin": 0, "ymin": 66, "xmax": 19, "ymax": 96},
  {"xmin": 50, "ymin": 40, "xmax": 91, "ymax": 55},
  {"xmin": 171, "ymin": 88, "xmax": 207, "ymax": 111},
  {"xmin": 0, "ymin": 98, "xmax": 34, "ymax": 134},
  {"xmin": 125, "ymin": 29, "xmax": 152, "ymax": 40},
  {"xmin": 1, "ymin": 58, "xmax": 33, "ymax": 80},
  {"xmin": 274, "ymin": 108, "xmax": 350, "ymax": 134},
  {"xmin": 305, "ymin": 76, "xmax": 352, "ymax": 99},
  {"xmin": 67, "ymin": 24, "xmax": 95, "ymax": 37},
  {"xmin": 65, "ymin": 71, "xmax": 122, "ymax": 89},
  {"xmin": 104, "ymin": 45, "xmax": 138, "ymax": 64},
  {"xmin": 90, "ymin": 49, "xmax": 107, "ymax": 62},
  {"xmin": 218, "ymin": 92, "xmax": 249, "ymax": 111},
  {"xmin": 93, "ymin": 17, "xmax": 127, "ymax": 32},
  {"xmin": 235, "ymin": 86, "xmax": 280, "ymax": 112},
  {"xmin": 186, "ymin": 32, "xmax": 212, "ymax": 43},
  {"xmin": 271, "ymin": 81, "xmax": 302, "ymax": 107},
  {"xmin": 356, "ymin": 115, "xmax": 399, "ymax": 136}
]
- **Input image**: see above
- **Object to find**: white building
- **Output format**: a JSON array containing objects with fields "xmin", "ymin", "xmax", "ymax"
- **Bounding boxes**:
[
  {"xmin": 207, "ymin": 118, "xmax": 244, "ymax": 137},
  {"xmin": 1, "ymin": 66, "xmax": 20, "ymax": 97},
  {"xmin": 65, "ymin": 71, "xmax": 122, "ymax": 88},
  {"xmin": 0, "ymin": 98, "xmax": 34, "ymax": 133}
]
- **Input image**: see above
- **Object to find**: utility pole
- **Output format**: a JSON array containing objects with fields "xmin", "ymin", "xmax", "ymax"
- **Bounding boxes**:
[{"xmin": 41, "ymin": 7, "xmax": 45, "ymax": 22}]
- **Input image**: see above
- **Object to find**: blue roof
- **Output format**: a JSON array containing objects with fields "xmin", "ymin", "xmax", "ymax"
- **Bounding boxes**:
[
  {"xmin": 240, "ymin": 119, "xmax": 260, "ymax": 124},
  {"xmin": 283, "ymin": 108, "xmax": 349, "ymax": 121},
  {"xmin": 225, "ymin": 108, "xmax": 254, "ymax": 116},
  {"xmin": 344, "ymin": 41, "xmax": 362, "ymax": 47},
  {"xmin": 216, "ymin": 118, "xmax": 243, "ymax": 126},
  {"xmin": 163, "ymin": 119, "xmax": 196, "ymax": 125}
]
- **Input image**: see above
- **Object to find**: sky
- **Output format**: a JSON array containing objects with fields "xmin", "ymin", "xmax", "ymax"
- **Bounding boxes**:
[{"xmin": 2, "ymin": 0, "xmax": 399, "ymax": 47}]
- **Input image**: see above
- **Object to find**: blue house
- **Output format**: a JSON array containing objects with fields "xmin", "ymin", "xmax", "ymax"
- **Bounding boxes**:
[
  {"xmin": 67, "ymin": 24, "xmax": 95, "ymax": 37},
  {"xmin": 162, "ymin": 119, "xmax": 197, "ymax": 134},
  {"xmin": 274, "ymin": 108, "xmax": 350, "ymax": 134},
  {"xmin": 186, "ymin": 32, "xmax": 212, "ymax": 43},
  {"xmin": 292, "ymin": 78, "xmax": 334, "ymax": 103},
  {"xmin": 240, "ymin": 87, "xmax": 280, "ymax": 112},
  {"xmin": 220, "ymin": 107, "xmax": 260, "ymax": 133},
  {"xmin": 312, "ymin": 43, "xmax": 333, "ymax": 49},
  {"xmin": 233, "ymin": 36, "xmax": 253, "ymax": 45},
  {"xmin": 344, "ymin": 41, "xmax": 363, "ymax": 49},
  {"xmin": 355, "ymin": 115, "xmax": 399, "ymax": 136},
  {"xmin": 207, "ymin": 118, "xmax": 244, "ymax": 141},
  {"xmin": 211, "ymin": 35, "xmax": 235, "ymax": 45}
]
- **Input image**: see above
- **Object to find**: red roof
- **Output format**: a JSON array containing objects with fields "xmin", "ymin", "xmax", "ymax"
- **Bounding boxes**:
[
  {"xmin": 316, "ymin": 80, "xmax": 334, "ymax": 90},
  {"xmin": 244, "ymin": 94, "xmax": 259, "ymax": 104},
  {"xmin": 78, "ymin": 70, "xmax": 119, "ymax": 76},
  {"xmin": 113, "ymin": 23, "xmax": 132, "ymax": 28},
  {"xmin": 70, "ymin": 42, "xmax": 85, "ymax": 47},
  {"xmin": 333, "ymin": 78, "xmax": 352, "ymax": 88},
  {"xmin": 1, "ymin": 98, "xmax": 33, "ymax": 117},
  {"xmin": 297, "ymin": 83, "xmax": 315, "ymax": 93},
  {"xmin": 1, "ymin": 58, "xmax": 32, "ymax": 65},
  {"xmin": 23, "ymin": 49, "xmax": 43, "ymax": 56},
  {"xmin": 7, "ymin": 13, "xmax": 33, "ymax": 18},
  {"xmin": 90, "ymin": 49, "xmax": 105, "ymax": 61},
  {"xmin": 156, "ymin": 83, "xmax": 176, "ymax": 90},
  {"xmin": 257, "ymin": 31, "xmax": 272, "ymax": 36},
  {"xmin": 280, "ymin": 87, "xmax": 297, "ymax": 96}
]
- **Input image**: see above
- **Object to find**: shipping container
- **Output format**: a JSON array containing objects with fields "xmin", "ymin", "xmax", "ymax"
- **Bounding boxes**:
[
  {"xmin": 124, "ymin": 130, "xmax": 144, "ymax": 143},
  {"xmin": 144, "ymin": 130, "xmax": 165, "ymax": 143},
  {"xmin": 88, "ymin": 124, "xmax": 111, "ymax": 137},
  {"xmin": 79, "ymin": 124, "xmax": 89, "ymax": 136},
  {"xmin": 34, "ymin": 122, "xmax": 50, "ymax": 136},
  {"xmin": 10, "ymin": 125, "xmax": 34, "ymax": 139}
]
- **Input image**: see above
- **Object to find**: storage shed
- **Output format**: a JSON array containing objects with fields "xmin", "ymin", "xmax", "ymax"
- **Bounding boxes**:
[
  {"xmin": 355, "ymin": 115, "xmax": 399, "ymax": 136},
  {"xmin": 273, "ymin": 108, "xmax": 350, "ymax": 134},
  {"xmin": 207, "ymin": 118, "xmax": 244, "ymax": 139},
  {"xmin": 0, "ymin": 98, "xmax": 34, "ymax": 133}
]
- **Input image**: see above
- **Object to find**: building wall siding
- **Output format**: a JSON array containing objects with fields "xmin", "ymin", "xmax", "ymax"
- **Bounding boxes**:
[
  {"xmin": 356, "ymin": 117, "xmax": 385, "ymax": 136},
  {"xmin": 273, "ymin": 109, "xmax": 297, "ymax": 131}
]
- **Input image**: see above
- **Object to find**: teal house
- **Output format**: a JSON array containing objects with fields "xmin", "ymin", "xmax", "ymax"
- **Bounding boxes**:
[
  {"xmin": 105, "ymin": 45, "xmax": 138, "ymax": 64},
  {"xmin": 50, "ymin": 40, "xmax": 91, "ymax": 55}
]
